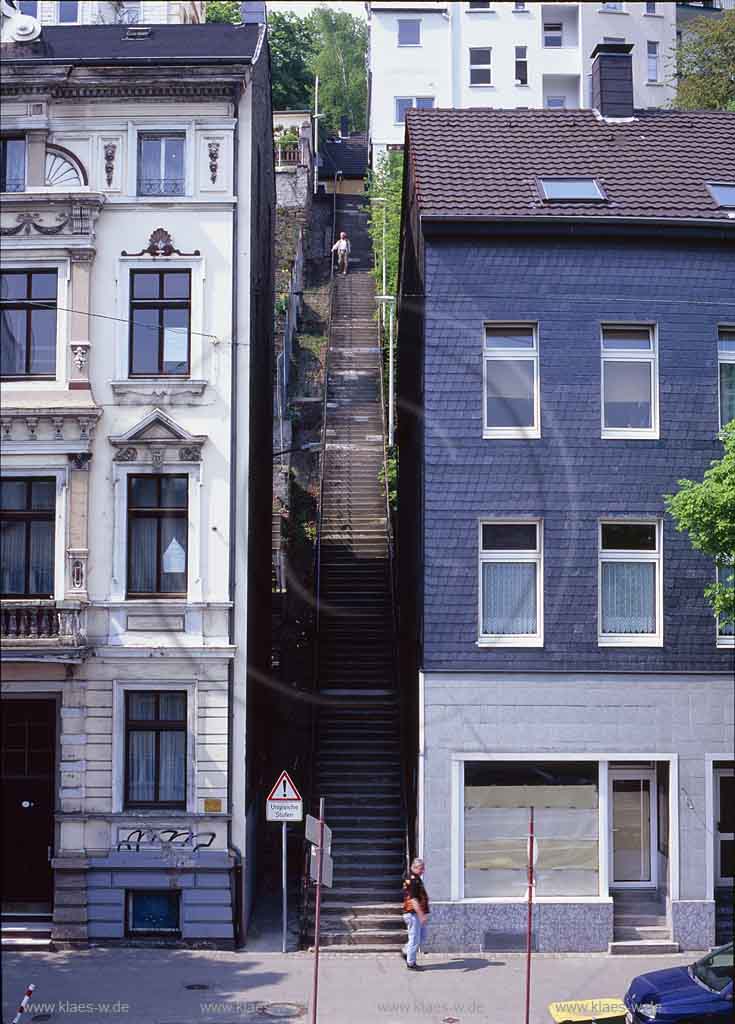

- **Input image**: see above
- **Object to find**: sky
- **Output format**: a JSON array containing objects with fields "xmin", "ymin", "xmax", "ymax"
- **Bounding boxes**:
[{"xmin": 267, "ymin": 1, "xmax": 367, "ymax": 18}]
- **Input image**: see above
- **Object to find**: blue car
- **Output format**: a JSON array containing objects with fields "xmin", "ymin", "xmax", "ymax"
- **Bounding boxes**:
[{"xmin": 624, "ymin": 942, "xmax": 733, "ymax": 1023}]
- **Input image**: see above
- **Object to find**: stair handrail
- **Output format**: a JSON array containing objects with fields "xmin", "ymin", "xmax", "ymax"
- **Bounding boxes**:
[{"xmin": 299, "ymin": 182, "xmax": 338, "ymax": 948}]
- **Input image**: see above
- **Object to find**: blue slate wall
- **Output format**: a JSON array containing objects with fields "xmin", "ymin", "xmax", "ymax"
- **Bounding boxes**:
[{"xmin": 421, "ymin": 235, "xmax": 734, "ymax": 672}]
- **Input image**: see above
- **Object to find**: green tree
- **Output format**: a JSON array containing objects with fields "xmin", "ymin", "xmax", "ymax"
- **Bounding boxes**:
[
  {"xmin": 306, "ymin": 7, "xmax": 367, "ymax": 137},
  {"xmin": 205, "ymin": 0, "xmax": 240, "ymax": 23},
  {"xmin": 366, "ymin": 150, "xmax": 404, "ymax": 297},
  {"xmin": 675, "ymin": 11, "xmax": 735, "ymax": 110},
  {"xmin": 665, "ymin": 423, "xmax": 735, "ymax": 629},
  {"xmin": 269, "ymin": 11, "xmax": 316, "ymax": 112}
]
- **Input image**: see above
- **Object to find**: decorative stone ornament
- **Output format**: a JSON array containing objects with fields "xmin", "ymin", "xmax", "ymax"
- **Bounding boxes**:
[
  {"xmin": 103, "ymin": 142, "xmax": 117, "ymax": 187},
  {"xmin": 121, "ymin": 227, "xmax": 201, "ymax": 259},
  {"xmin": 1, "ymin": 0, "xmax": 42, "ymax": 43},
  {"xmin": 108, "ymin": 409, "xmax": 206, "ymax": 464},
  {"xmin": 71, "ymin": 344, "xmax": 89, "ymax": 373},
  {"xmin": 208, "ymin": 141, "xmax": 220, "ymax": 184}
]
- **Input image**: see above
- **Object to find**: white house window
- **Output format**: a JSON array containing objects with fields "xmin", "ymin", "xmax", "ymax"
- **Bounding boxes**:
[
  {"xmin": 483, "ymin": 323, "xmax": 539, "ymax": 438},
  {"xmin": 469, "ymin": 47, "xmax": 492, "ymax": 85},
  {"xmin": 719, "ymin": 327, "xmax": 735, "ymax": 428},
  {"xmin": 127, "ymin": 475, "xmax": 188, "ymax": 598},
  {"xmin": 645, "ymin": 2, "xmax": 657, "ymax": 13},
  {"xmin": 717, "ymin": 564, "xmax": 734, "ymax": 646},
  {"xmin": 599, "ymin": 521, "xmax": 662, "ymax": 645},
  {"xmin": 58, "ymin": 0, "xmax": 80, "ymax": 23},
  {"xmin": 602, "ymin": 2, "xmax": 623, "ymax": 10},
  {"xmin": 647, "ymin": 41, "xmax": 659, "ymax": 82},
  {"xmin": 601, "ymin": 324, "xmax": 658, "ymax": 438},
  {"xmin": 514, "ymin": 2, "xmax": 527, "ymax": 10},
  {"xmin": 137, "ymin": 134, "xmax": 185, "ymax": 196},
  {"xmin": 18, "ymin": 1, "xmax": 39, "ymax": 14},
  {"xmin": 0, "ymin": 270, "xmax": 57, "ymax": 379},
  {"xmin": 0, "ymin": 137, "xmax": 26, "ymax": 193},
  {"xmin": 125, "ymin": 691, "xmax": 187, "ymax": 808},
  {"xmin": 546, "ymin": 95, "xmax": 566, "ymax": 109},
  {"xmin": 464, "ymin": 761, "xmax": 599, "ymax": 898},
  {"xmin": 127, "ymin": 891, "xmax": 181, "ymax": 937},
  {"xmin": 543, "ymin": 22, "xmax": 562, "ymax": 47},
  {"xmin": 394, "ymin": 97, "xmax": 434, "ymax": 123},
  {"xmin": 397, "ymin": 19, "xmax": 421, "ymax": 45},
  {"xmin": 129, "ymin": 269, "xmax": 191, "ymax": 377},
  {"xmin": 515, "ymin": 46, "xmax": 528, "ymax": 85},
  {"xmin": 468, "ymin": 1, "xmax": 491, "ymax": 9},
  {"xmin": 479, "ymin": 521, "xmax": 543, "ymax": 646},
  {"xmin": 0, "ymin": 478, "xmax": 55, "ymax": 597}
]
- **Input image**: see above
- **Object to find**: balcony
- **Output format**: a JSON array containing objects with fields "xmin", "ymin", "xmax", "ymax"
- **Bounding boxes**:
[{"xmin": 0, "ymin": 600, "xmax": 88, "ymax": 661}]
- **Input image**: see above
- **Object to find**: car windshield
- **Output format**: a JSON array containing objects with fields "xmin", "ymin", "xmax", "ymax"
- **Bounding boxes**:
[{"xmin": 691, "ymin": 943, "xmax": 734, "ymax": 993}]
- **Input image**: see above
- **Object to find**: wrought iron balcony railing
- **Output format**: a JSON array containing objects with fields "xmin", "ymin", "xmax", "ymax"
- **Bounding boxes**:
[{"xmin": 137, "ymin": 178, "xmax": 186, "ymax": 197}]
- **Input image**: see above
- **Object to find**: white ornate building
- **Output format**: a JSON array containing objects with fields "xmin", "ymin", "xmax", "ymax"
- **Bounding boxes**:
[{"xmin": 1, "ymin": 0, "xmax": 274, "ymax": 947}]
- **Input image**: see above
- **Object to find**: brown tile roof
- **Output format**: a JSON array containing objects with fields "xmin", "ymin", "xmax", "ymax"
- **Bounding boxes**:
[{"xmin": 405, "ymin": 107, "xmax": 735, "ymax": 224}]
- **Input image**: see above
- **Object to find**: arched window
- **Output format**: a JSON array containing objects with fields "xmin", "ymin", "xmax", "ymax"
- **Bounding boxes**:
[{"xmin": 44, "ymin": 147, "xmax": 85, "ymax": 188}]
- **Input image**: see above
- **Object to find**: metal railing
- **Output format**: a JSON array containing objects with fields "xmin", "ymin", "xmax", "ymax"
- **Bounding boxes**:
[
  {"xmin": 299, "ymin": 185, "xmax": 338, "ymax": 948},
  {"xmin": 137, "ymin": 178, "xmax": 185, "ymax": 196},
  {"xmin": 275, "ymin": 143, "xmax": 300, "ymax": 168}
]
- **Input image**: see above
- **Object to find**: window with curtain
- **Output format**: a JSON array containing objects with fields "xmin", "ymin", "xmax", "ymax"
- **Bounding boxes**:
[
  {"xmin": 1, "ymin": 270, "xmax": 57, "ymax": 379},
  {"xmin": 599, "ymin": 522, "xmax": 661, "ymax": 642},
  {"xmin": 464, "ymin": 761, "xmax": 599, "ymax": 898},
  {"xmin": 0, "ymin": 478, "xmax": 55, "ymax": 597},
  {"xmin": 137, "ymin": 134, "xmax": 185, "ymax": 196},
  {"xmin": 515, "ymin": 46, "xmax": 528, "ymax": 85},
  {"xmin": 129, "ymin": 270, "xmax": 191, "ymax": 377},
  {"xmin": 126, "ymin": 475, "xmax": 188, "ymax": 597},
  {"xmin": 484, "ymin": 324, "xmax": 539, "ymax": 437},
  {"xmin": 469, "ymin": 47, "xmax": 492, "ymax": 85},
  {"xmin": 717, "ymin": 564, "xmax": 734, "ymax": 642},
  {"xmin": 480, "ymin": 521, "xmax": 542, "ymax": 644},
  {"xmin": 125, "ymin": 691, "xmax": 187, "ymax": 808},
  {"xmin": 647, "ymin": 41, "xmax": 659, "ymax": 82},
  {"xmin": 719, "ymin": 327, "xmax": 735, "ymax": 429},
  {"xmin": 543, "ymin": 22, "xmax": 563, "ymax": 47},
  {"xmin": 1, "ymin": 138, "xmax": 26, "ymax": 193},
  {"xmin": 601, "ymin": 324, "xmax": 657, "ymax": 437}
]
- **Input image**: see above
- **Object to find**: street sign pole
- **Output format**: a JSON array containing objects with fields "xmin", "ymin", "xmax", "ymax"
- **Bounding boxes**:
[
  {"xmin": 282, "ymin": 820, "xmax": 287, "ymax": 955},
  {"xmin": 310, "ymin": 797, "xmax": 325, "ymax": 1024},
  {"xmin": 524, "ymin": 805, "xmax": 535, "ymax": 1024}
]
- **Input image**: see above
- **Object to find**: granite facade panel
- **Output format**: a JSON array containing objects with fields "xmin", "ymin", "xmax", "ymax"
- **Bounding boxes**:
[{"xmin": 420, "ymin": 236, "xmax": 735, "ymax": 673}]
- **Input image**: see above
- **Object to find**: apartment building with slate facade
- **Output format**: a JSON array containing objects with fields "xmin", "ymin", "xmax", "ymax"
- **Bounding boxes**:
[
  {"xmin": 396, "ymin": 45, "xmax": 735, "ymax": 953},
  {"xmin": 1, "ymin": 1, "xmax": 274, "ymax": 946}
]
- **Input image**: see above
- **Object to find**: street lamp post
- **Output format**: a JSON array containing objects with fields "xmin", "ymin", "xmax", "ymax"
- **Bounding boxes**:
[
  {"xmin": 376, "ymin": 293, "xmax": 396, "ymax": 447},
  {"xmin": 370, "ymin": 197, "xmax": 387, "ymax": 328}
]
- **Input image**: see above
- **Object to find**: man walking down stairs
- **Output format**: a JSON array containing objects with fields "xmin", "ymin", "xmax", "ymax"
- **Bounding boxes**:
[{"xmin": 307, "ymin": 195, "xmax": 407, "ymax": 952}]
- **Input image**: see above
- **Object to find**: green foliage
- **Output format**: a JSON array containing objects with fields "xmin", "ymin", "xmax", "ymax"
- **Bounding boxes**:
[
  {"xmin": 380, "ymin": 447, "xmax": 398, "ymax": 513},
  {"xmin": 306, "ymin": 7, "xmax": 368, "ymax": 137},
  {"xmin": 366, "ymin": 150, "xmax": 404, "ymax": 297},
  {"xmin": 268, "ymin": 11, "xmax": 316, "ymax": 112},
  {"xmin": 665, "ymin": 422, "xmax": 735, "ymax": 627},
  {"xmin": 274, "ymin": 126, "xmax": 299, "ymax": 147},
  {"xmin": 675, "ymin": 11, "xmax": 735, "ymax": 110},
  {"xmin": 205, "ymin": 1, "xmax": 240, "ymax": 24}
]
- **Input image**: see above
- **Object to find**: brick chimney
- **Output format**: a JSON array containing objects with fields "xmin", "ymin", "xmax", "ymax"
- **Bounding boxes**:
[{"xmin": 591, "ymin": 42, "xmax": 634, "ymax": 119}]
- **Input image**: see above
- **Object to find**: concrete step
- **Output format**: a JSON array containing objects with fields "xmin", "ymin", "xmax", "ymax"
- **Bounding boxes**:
[
  {"xmin": 609, "ymin": 940, "xmax": 679, "ymax": 955},
  {"xmin": 613, "ymin": 926, "xmax": 672, "ymax": 941},
  {"xmin": 318, "ymin": 930, "xmax": 404, "ymax": 947},
  {"xmin": 1, "ymin": 919, "xmax": 53, "ymax": 951}
]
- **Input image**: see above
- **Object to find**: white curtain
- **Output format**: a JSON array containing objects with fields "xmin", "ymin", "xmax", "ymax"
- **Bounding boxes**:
[
  {"xmin": 159, "ymin": 731, "xmax": 186, "ymax": 803},
  {"xmin": 29, "ymin": 520, "xmax": 54, "ymax": 595},
  {"xmin": 482, "ymin": 562, "xmax": 536, "ymax": 634},
  {"xmin": 604, "ymin": 361, "xmax": 651, "ymax": 429},
  {"xmin": 602, "ymin": 561, "xmax": 655, "ymax": 633},
  {"xmin": 129, "ymin": 517, "xmax": 157, "ymax": 593},
  {"xmin": 1, "ymin": 522, "xmax": 24, "ymax": 593},
  {"xmin": 128, "ymin": 732, "xmax": 155, "ymax": 802},
  {"xmin": 720, "ymin": 364, "xmax": 735, "ymax": 426}
]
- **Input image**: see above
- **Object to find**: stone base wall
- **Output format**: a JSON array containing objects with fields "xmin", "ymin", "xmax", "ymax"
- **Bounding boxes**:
[
  {"xmin": 51, "ymin": 856, "xmax": 89, "ymax": 947},
  {"xmin": 671, "ymin": 900, "xmax": 715, "ymax": 951},
  {"xmin": 424, "ymin": 900, "xmax": 614, "ymax": 953}
]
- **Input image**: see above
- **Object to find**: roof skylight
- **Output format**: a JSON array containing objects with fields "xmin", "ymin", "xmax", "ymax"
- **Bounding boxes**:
[
  {"xmin": 538, "ymin": 177, "xmax": 606, "ymax": 201},
  {"xmin": 707, "ymin": 182, "xmax": 735, "ymax": 208}
]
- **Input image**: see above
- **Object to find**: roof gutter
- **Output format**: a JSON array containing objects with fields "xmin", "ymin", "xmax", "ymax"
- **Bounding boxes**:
[
  {"xmin": 420, "ymin": 213, "xmax": 735, "ymax": 242},
  {"xmin": 3, "ymin": 56, "xmax": 254, "ymax": 67}
]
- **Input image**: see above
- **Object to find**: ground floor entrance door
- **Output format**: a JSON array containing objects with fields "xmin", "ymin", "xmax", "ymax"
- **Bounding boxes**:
[
  {"xmin": 715, "ymin": 768, "xmax": 734, "ymax": 887},
  {"xmin": 609, "ymin": 769, "xmax": 657, "ymax": 888},
  {"xmin": 1, "ymin": 699, "xmax": 56, "ymax": 910}
]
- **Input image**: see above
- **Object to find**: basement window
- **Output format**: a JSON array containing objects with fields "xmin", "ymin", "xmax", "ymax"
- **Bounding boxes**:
[
  {"xmin": 707, "ymin": 182, "xmax": 735, "ymax": 208},
  {"xmin": 127, "ymin": 890, "xmax": 181, "ymax": 937},
  {"xmin": 538, "ymin": 177, "xmax": 605, "ymax": 201}
]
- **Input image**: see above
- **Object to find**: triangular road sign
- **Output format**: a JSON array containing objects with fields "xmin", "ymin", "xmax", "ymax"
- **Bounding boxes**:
[{"xmin": 267, "ymin": 770, "xmax": 302, "ymax": 802}]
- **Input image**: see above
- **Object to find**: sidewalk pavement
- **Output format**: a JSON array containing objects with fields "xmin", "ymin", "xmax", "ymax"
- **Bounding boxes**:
[{"xmin": 2, "ymin": 945, "xmax": 702, "ymax": 1024}]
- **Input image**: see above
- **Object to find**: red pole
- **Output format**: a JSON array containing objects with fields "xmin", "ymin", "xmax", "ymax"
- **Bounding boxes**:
[
  {"xmin": 310, "ymin": 797, "xmax": 325, "ymax": 1024},
  {"xmin": 524, "ymin": 806, "xmax": 535, "ymax": 1024}
]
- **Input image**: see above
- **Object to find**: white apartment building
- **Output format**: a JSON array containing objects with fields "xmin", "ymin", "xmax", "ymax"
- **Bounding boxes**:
[
  {"xmin": 14, "ymin": 0, "xmax": 204, "ymax": 25},
  {"xmin": 1, "ymin": 0, "xmax": 273, "ymax": 947},
  {"xmin": 367, "ymin": 1, "xmax": 677, "ymax": 162}
]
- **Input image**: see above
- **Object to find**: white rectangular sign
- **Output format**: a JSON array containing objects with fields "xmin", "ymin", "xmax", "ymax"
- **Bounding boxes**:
[
  {"xmin": 305, "ymin": 814, "xmax": 332, "ymax": 852},
  {"xmin": 267, "ymin": 800, "xmax": 303, "ymax": 822},
  {"xmin": 310, "ymin": 847, "xmax": 333, "ymax": 888}
]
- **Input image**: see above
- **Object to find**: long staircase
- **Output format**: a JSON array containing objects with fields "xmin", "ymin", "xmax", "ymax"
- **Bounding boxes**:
[{"xmin": 306, "ymin": 196, "xmax": 406, "ymax": 951}]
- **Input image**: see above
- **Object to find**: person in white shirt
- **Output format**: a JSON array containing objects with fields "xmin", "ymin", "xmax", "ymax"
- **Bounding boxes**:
[{"xmin": 331, "ymin": 232, "xmax": 351, "ymax": 275}]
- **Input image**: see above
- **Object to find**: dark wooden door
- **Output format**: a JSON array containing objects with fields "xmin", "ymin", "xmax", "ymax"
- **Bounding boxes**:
[{"xmin": 1, "ymin": 700, "xmax": 56, "ymax": 903}]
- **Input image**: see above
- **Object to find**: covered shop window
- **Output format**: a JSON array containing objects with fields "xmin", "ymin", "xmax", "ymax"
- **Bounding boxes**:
[{"xmin": 464, "ymin": 761, "xmax": 599, "ymax": 898}]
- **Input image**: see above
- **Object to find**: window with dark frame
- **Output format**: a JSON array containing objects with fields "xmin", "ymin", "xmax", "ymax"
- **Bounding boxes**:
[
  {"xmin": 645, "ymin": 2, "xmax": 656, "ymax": 13},
  {"xmin": 125, "ymin": 691, "xmax": 187, "ymax": 809},
  {"xmin": 397, "ymin": 18, "xmax": 421, "ymax": 45},
  {"xmin": 129, "ymin": 269, "xmax": 191, "ymax": 377},
  {"xmin": 468, "ymin": 1, "xmax": 491, "ymax": 9},
  {"xmin": 469, "ymin": 47, "xmax": 492, "ymax": 85},
  {"xmin": 18, "ymin": 1, "xmax": 39, "ymax": 15},
  {"xmin": 0, "ymin": 478, "xmax": 55, "ymax": 598},
  {"xmin": 58, "ymin": 0, "xmax": 79, "ymax": 21},
  {"xmin": 0, "ymin": 270, "xmax": 57, "ymax": 379},
  {"xmin": 1, "ymin": 138, "xmax": 26, "ymax": 192},
  {"xmin": 126, "ymin": 475, "xmax": 188, "ymax": 598},
  {"xmin": 137, "ymin": 133, "xmax": 185, "ymax": 196},
  {"xmin": 543, "ymin": 22, "xmax": 563, "ymax": 47},
  {"xmin": 515, "ymin": 45, "xmax": 528, "ymax": 85},
  {"xmin": 127, "ymin": 890, "xmax": 181, "ymax": 936}
]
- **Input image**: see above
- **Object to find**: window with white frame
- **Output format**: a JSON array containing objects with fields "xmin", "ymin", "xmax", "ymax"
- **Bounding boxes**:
[
  {"xmin": 137, "ymin": 134, "xmax": 185, "ymax": 196},
  {"xmin": 397, "ymin": 19, "xmax": 421, "ymax": 45},
  {"xmin": 716, "ymin": 563, "xmax": 734, "ymax": 645},
  {"xmin": 601, "ymin": 1, "xmax": 623, "ymax": 10},
  {"xmin": 601, "ymin": 324, "xmax": 658, "ymax": 438},
  {"xmin": 707, "ymin": 183, "xmax": 735, "ymax": 209},
  {"xmin": 645, "ymin": 2, "xmax": 657, "ymax": 13},
  {"xmin": 543, "ymin": 22, "xmax": 562, "ymax": 47},
  {"xmin": 718, "ymin": 327, "xmax": 735, "ymax": 429},
  {"xmin": 483, "ymin": 323, "xmax": 539, "ymax": 437},
  {"xmin": 127, "ymin": 475, "xmax": 188, "ymax": 598},
  {"xmin": 1, "ymin": 137, "xmax": 26, "ymax": 193},
  {"xmin": 125, "ymin": 690, "xmax": 187, "ymax": 808},
  {"xmin": 464, "ymin": 761, "xmax": 599, "ymax": 898},
  {"xmin": 479, "ymin": 521, "xmax": 543, "ymax": 645},
  {"xmin": 515, "ymin": 46, "xmax": 528, "ymax": 85},
  {"xmin": 546, "ymin": 95, "xmax": 566, "ymax": 109},
  {"xmin": 514, "ymin": 2, "xmax": 527, "ymax": 10},
  {"xmin": 0, "ymin": 478, "xmax": 55, "ymax": 597},
  {"xmin": 469, "ymin": 47, "xmax": 492, "ymax": 85},
  {"xmin": 599, "ymin": 521, "xmax": 662, "ymax": 645},
  {"xmin": 1, "ymin": 270, "xmax": 57, "ymax": 379},
  {"xmin": 647, "ymin": 41, "xmax": 659, "ymax": 82},
  {"xmin": 394, "ymin": 96, "xmax": 434, "ymax": 123}
]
